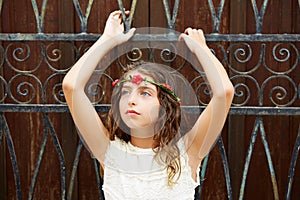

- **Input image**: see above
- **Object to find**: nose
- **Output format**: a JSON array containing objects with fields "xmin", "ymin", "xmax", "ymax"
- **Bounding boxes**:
[{"xmin": 128, "ymin": 93, "xmax": 137, "ymax": 106}]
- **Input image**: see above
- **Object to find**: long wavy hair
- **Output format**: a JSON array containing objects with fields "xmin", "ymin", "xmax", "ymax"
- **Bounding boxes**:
[{"xmin": 106, "ymin": 61, "xmax": 182, "ymax": 186}]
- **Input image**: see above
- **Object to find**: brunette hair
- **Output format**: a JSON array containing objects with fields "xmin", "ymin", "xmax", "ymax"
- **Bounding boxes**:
[{"xmin": 106, "ymin": 61, "xmax": 182, "ymax": 185}]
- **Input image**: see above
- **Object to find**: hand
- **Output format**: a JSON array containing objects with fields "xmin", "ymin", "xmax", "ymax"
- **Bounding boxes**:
[
  {"xmin": 179, "ymin": 28, "xmax": 207, "ymax": 53},
  {"xmin": 102, "ymin": 10, "xmax": 135, "ymax": 45}
]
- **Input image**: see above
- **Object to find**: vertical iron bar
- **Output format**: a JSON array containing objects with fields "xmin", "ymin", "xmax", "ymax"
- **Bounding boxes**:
[
  {"xmin": 31, "ymin": 0, "xmax": 48, "ymax": 33},
  {"xmin": 196, "ymin": 154, "xmax": 209, "ymax": 199},
  {"xmin": 298, "ymin": 83, "xmax": 300, "ymax": 99},
  {"xmin": 72, "ymin": 0, "xmax": 94, "ymax": 33},
  {"xmin": 250, "ymin": 0, "xmax": 269, "ymax": 33},
  {"xmin": 67, "ymin": 140, "xmax": 83, "ymax": 200},
  {"xmin": 0, "ymin": 0, "xmax": 3, "ymax": 16},
  {"xmin": 73, "ymin": 0, "xmax": 84, "ymax": 32},
  {"xmin": 208, "ymin": 0, "xmax": 225, "ymax": 33},
  {"xmin": 0, "ymin": 113, "xmax": 5, "ymax": 200},
  {"xmin": 0, "ymin": 113, "xmax": 22, "ymax": 200},
  {"xmin": 94, "ymin": 159, "xmax": 105, "ymax": 200},
  {"xmin": 285, "ymin": 124, "xmax": 300, "ymax": 200},
  {"xmin": 162, "ymin": 0, "xmax": 180, "ymax": 30},
  {"xmin": 116, "ymin": 0, "xmax": 127, "ymax": 31},
  {"xmin": 217, "ymin": 137, "xmax": 233, "ymax": 200},
  {"xmin": 117, "ymin": 0, "xmax": 138, "ymax": 32},
  {"xmin": 259, "ymin": 118, "xmax": 279, "ymax": 200},
  {"xmin": 43, "ymin": 113, "xmax": 66, "ymax": 200},
  {"xmin": 128, "ymin": 0, "xmax": 138, "ymax": 30},
  {"xmin": 28, "ymin": 122, "xmax": 49, "ymax": 200},
  {"xmin": 239, "ymin": 117, "xmax": 260, "ymax": 200}
]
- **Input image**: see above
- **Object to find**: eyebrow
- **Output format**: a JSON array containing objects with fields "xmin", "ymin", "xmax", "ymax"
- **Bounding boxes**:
[{"xmin": 122, "ymin": 84, "xmax": 157, "ymax": 93}]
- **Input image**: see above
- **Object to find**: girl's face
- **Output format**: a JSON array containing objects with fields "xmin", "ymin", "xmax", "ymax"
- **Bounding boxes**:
[{"xmin": 119, "ymin": 72, "xmax": 161, "ymax": 135}]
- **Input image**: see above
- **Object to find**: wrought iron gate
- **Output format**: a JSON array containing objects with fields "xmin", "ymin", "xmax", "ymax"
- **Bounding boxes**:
[{"xmin": 0, "ymin": 0, "xmax": 299, "ymax": 199}]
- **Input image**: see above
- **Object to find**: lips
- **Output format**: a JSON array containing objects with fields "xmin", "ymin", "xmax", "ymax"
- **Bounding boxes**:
[{"xmin": 126, "ymin": 110, "xmax": 140, "ymax": 115}]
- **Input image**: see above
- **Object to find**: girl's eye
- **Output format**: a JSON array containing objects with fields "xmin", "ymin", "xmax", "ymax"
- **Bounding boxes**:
[
  {"xmin": 121, "ymin": 90, "xmax": 130, "ymax": 96},
  {"xmin": 141, "ymin": 91, "xmax": 151, "ymax": 96}
]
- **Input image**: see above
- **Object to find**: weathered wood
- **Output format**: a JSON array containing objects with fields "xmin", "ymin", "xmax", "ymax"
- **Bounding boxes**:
[
  {"xmin": 1, "ymin": 0, "xmax": 299, "ymax": 200},
  {"xmin": 228, "ymin": 0, "xmax": 246, "ymax": 199}
]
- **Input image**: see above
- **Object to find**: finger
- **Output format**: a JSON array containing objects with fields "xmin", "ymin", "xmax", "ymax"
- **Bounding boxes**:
[
  {"xmin": 126, "ymin": 28, "xmax": 136, "ymax": 37},
  {"xmin": 115, "ymin": 10, "xmax": 129, "ymax": 22},
  {"xmin": 125, "ymin": 28, "xmax": 136, "ymax": 38},
  {"xmin": 112, "ymin": 14, "xmax": 121, "ymax": 20},
  {"xmin": 189, "ymin": 29, "xmax": 197, "ymax": 36},
  {"xmin": 113, "ymin": 10, "xmax": 129, "ymax": 18},
  {"xmin": 197, "ymin": 29, "xmax": 204, "ymax": 36},
  {"xmin": 121, "ymin": 28, "xmax": 135, "ymax": 42},
  {"xmin": 178, "ymin": 33, "xmax": 187, "ymax": 41},
  {"xmin": 110, "ymin": 11, "xmax": 122, "ymax": 22},
  {"xmin": 111, "ymin": 10, "xmax": 122, "ymax": 17},
  {"xmin": 120, "ymin": 10, "xmax": 130, "ymax": 20},
  {"xmin": 184, "ymin": 27, "xmax": 193, "ymax": 35}
]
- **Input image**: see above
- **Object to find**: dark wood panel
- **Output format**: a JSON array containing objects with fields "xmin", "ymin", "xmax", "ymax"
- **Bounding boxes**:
[
  {"xmin": 228, "ymin": 0, "xmax": 247, "ymax": 199},
  {"xmin": 0, "ymin": 0, "xmax": 5, "ymax": 198},
  {"xmin": 1, "ymin": 0, "xmax": 299, "ymax": 200}
]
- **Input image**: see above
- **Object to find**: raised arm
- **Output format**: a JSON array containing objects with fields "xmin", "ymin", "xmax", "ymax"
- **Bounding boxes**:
[
  {"xmin": 179, "ymin": 28, "xmax": 234, "ymax": 161},
  {"xmin": 62, "ymin": 10, "xmax": 135, "ymax": 161}
]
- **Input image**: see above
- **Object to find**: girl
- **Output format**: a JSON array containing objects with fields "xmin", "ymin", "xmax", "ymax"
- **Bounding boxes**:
[{"xmin": 63, "ymin": 10, "xmax": 234, "ymax": 200}]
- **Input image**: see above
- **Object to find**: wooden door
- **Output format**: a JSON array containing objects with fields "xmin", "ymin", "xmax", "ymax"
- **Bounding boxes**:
[{"xmin": 0, "ymin": 0, "xmax": 299, "ymax": 199}]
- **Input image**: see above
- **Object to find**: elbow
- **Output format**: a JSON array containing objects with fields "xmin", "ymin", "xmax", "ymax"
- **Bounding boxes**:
[
  {"xmin": 223, "ymin": 83, "xmax": 235, "ymax": 106},
  {"xmin": 62, "ymin": 76, "xmax": 84, "ymax": 100},
  {"xmin": 62, "ymin": 77, "xmax": 77, "ymax": 98},
  {"xmin": 62, "ymin": 78, "xmax": 72, "ymax": 93},
  {"xmin": 226, "ymin": 83, "xmax": 235, "ymax": 102},
  {"xmin": 214, "ymin": 83, "xmax": 235, "ymax": 103}
]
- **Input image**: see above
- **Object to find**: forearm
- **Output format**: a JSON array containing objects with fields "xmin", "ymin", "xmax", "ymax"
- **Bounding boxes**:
[
  {"xmin": 63, "ymin": 34, "xmax": 116, "ymax": 91},
  {"xmin": 182, "ymin": 28, "xmax": 234, "ymax": 160},
  {"xmin": 194, "ymin": 44, "xmax": 233, "ymax": 98}
]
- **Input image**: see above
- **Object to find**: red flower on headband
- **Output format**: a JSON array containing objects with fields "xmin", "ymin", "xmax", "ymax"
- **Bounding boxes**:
[
  {"xmin": 112, "ymin": 79, "xmax": 119, "ymax": 87},
  {"xmin": 131, "ymin": 75, "xmax": 144, "ymax": 85},
  {"xmin": 111, "ymin": 74, "xmax": 180, "ymax": 102},
  {"xmin": 161, "ymin": 83, "xmax": 172, "ymax": 91}
]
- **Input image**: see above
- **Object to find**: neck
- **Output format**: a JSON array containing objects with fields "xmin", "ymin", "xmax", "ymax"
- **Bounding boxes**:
[
  {"xmin": 130, "ymin": 136, "xmax": 155, "ymax": 148},
  {"xmin": 130, "ymin": 127, "xmax": 159, "ymax": 148}
]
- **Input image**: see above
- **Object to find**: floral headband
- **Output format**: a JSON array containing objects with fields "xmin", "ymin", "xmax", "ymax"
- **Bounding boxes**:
[{"xmin": 112, "ymin": 74, "xmax": 181, "ymax": 102}]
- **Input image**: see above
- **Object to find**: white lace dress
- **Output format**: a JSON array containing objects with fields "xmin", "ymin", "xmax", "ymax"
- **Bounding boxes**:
[{"xmin": 103, "ymin": 137, "xmax": 200, "ymax": 200}]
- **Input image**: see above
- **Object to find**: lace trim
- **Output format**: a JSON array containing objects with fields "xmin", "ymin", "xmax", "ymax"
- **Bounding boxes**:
[
  {"xmin": 103, "ymin": 167, "xmax": 198, "ymax": 200},
  {"xmin": 102, "ymin": 137, "xmax": 200, "ymax": 199}
]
